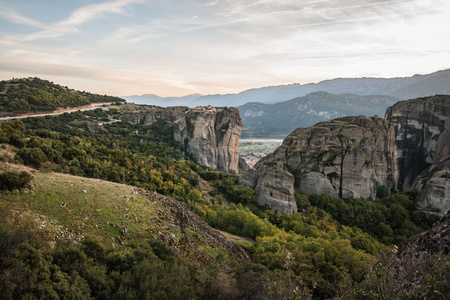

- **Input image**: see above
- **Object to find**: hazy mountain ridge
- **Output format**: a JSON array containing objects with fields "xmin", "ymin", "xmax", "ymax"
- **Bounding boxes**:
[
  {"xmin": 238, "ymin": 92, "xmax": 399, "ymax": 138},
  {"xmin": 122, "ymin": 69, "xmax": 450, "ymax": 107},
  {"xmin": 125, "ymin": 93, "xmax": 202, "ymax": 106}
]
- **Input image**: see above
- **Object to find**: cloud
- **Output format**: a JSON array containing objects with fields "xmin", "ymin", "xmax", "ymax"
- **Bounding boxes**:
[
  {"xmin": 0, "ymin": 5, "xmax": 47, "ymax": 29},
  {"xmin": 104, "ymin": 26, "xmax": 152, "ymax": 43},
  {"xmin": 58, "ymin": 0, "xmax": 146, "ymax": 27},
  {"xmin": 5, "ymin": 0, "xmax": 147, "ymax": 42},
  {"xmin": 0, "ymin": 58, "xmax": 192, "ymax": 96},
  {"xmin": 214, "ymin": 0, "xmax": 444, "ymax": 30}
]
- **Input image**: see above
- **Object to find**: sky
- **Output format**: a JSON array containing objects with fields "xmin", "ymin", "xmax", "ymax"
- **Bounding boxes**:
[{"xmin": 1, "ymin": 0, "xmax": 449, "ymax": 97}]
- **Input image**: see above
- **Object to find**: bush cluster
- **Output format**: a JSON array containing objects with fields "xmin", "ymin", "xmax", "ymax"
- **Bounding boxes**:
[
  {"xmin": 308, "ymin": 193, "xmax": 435, "ymax": 245},
  {"xmin": 0, "ymin": 205, "xmax": 313, "ymax": 300},
  {"xmin": 0, "ymin": 171, "xmax": 32, "ymax": 191}
]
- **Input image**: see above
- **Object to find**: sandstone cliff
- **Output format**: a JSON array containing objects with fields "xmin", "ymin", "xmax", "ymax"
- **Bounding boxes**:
[
  {"xmin": 123, "ymin": 105, "xmax": 244, "ymax": 174},
  {"xmin": 239, "ymin": 116, "xmax": 396, "ymax": 213},
  {"xmin": 386, "ymin": 95, "xmax": 450, "ymax": 215},
  {"xmin": 238, "ymin": 160, "xmax": 297, "ymax": 214},
  {"xmin": 173, "ymin": 107, "xmax": 243, "ymax": 174},
  {"xmin": 412, "ymin": 157, "xmax": 450, "ymax": 216},
  {"xmin": 385, "ymin": 95, "xmax": 450, "ymax": 190}
]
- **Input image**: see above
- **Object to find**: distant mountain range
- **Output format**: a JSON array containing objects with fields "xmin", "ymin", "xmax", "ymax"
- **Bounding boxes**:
[
  {"xmin": 123, "ymin": 69, "xmax": 450, "ymax": 138},
  {"xmin": 123, "ymin": 69, "xmax": 450, "ymax": 107},
  {"xmin": 238, "ymin": 92, "xmax": 399, "ymax": 138}
]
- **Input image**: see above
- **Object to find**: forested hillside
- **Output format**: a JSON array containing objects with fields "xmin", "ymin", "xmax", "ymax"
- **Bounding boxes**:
[
  {"xmin": 238, "ymin": 92, "xmax": 398, "ymax": 138},
  {"xmin": 0, "ymin": 100, "xmax": 442, "ymax": 298},
  {"xmin": 0, "ymin": 77, "xmax": 124, "ymax": 116}
]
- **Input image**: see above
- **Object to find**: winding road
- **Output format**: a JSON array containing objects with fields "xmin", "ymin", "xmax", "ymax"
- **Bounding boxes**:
[{"xmin": 0, "ymin": 102, "xmax": 115, "ymax": 121}]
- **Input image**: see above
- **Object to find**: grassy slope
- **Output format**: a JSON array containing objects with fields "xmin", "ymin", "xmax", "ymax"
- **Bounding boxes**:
[{"xmin": 0, "ymin": 161, "xmax": 249, "ymax": 264}]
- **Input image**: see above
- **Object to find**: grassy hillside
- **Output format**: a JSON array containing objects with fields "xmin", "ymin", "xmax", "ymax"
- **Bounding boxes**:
[{"xmin": 0, "ymin": 162, "xmax": 248, "ymax": 264}]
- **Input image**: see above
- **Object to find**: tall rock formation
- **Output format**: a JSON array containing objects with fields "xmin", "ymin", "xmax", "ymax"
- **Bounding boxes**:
[
  {"xmin": 386, "ymin": 95, "xmax": 450, "ymax": 215},
  {"xmin": 239, "ymin": 95, "xmax": 449, "ymax": 215},
  {"xmin": 123, "ymin": 105, "xmax": 244, "ymax": 174},
  {"xmin": 173, "ymin": 106, "xmax": 243, "ymax": 174},
  {"xmin": 239, "ymin": 116, "xmax": 396, "ymax": 213}
]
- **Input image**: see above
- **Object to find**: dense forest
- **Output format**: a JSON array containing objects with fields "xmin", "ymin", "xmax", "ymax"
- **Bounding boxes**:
[
  {"xmin": 0, "ymin": 88, "xmax": 446, "ymax": 299},
  {"xmin": 0, "ymin": 78, "xmax": 124, "ymax": 115}
]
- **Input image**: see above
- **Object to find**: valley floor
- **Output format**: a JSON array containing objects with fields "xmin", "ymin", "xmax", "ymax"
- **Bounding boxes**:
[{"xmin": 239, "ymin": 139, "xmax": 283, "ymax": 167}]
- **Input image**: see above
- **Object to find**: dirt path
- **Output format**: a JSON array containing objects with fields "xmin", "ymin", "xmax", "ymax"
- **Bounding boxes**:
[{"xmin": 0, "ymin": 102, "xmax": 115, "ymax": 121}]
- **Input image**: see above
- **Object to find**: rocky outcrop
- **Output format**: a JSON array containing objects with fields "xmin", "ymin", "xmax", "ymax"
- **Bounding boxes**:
[
  {"xmin": 239, "ymin": 161, "xmax": 297, "ymax": 214},
  {"xmin": 239, "ymin": 116, "xmax": 396, "ymax": 213},
  {"xmin": 142, "ymin": 190, "xmax": 251, "ymax": 263},
  {"xmin": 123, "ymin": 105, "xmax": 244, "ymax": 173},
  {"xmin": 173, "ymin": 107, "xmax": 243, "ymax": 174},
  {"xmin": 395, "ymin": 209, "xmax": 450, "ymax": 257},
  {"xmin": 386, "ymin": 95, "xmax": 450, "ymax": 215},
  {"xmin": 370, "ymin": 210, "xmax": 450, "ymax": 298},
  {"xmin": 238, "ymin": 156, "xmax": 249, "ymax": 172},
  {"xmin": 412, "ymin": 157, "xmax": 450, "ymax": 217},
  {"xmin": 240, "ymin": 96, "xmax": 450, "ymax": 215}
]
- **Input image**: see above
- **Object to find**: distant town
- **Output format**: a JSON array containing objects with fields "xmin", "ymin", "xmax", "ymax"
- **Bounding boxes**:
[{"xmin": 239, "ymin": 139, "xmax": 283, "ymax": 167}]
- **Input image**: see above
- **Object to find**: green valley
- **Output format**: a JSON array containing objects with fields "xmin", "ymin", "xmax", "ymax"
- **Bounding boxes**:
[{"xmin": 0, "ymin": 78, "xmax": 447, "ymax": 299}]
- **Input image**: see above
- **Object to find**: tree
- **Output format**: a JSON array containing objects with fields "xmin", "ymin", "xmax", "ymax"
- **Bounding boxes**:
[
  {"xmin": 16, "ymin": 147, "xmax": 48, "ymax": 168},
  {"xmin": 376, "ymin": 185, "xmax": 387, "ymax": 199},
  {"xmin": 187, "ymin": 189, "xmax": 204, "ymax": 204},
  {"xmin": 0, "ymin": 171, "xmax": 33, "ymax": 191}
]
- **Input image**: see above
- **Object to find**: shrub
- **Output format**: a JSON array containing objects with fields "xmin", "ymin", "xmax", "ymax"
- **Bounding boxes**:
[
  {"xmin": 16, "ymin": 147, "xmax": 48, "ymax": 168},
  {"xmin": 0, "ymin": 171, "xmax": 33, "ymax": 191},
  {"xmin": 8, "ymin": 134, "xmax": 25, "ymax": 148},
  {"xmin": 376, "ymin": 185, "xmax": 387, "ymax": 199},
  {"xmin": 311, "ymin": 164, "xmax": 321, "ymax": 172}
]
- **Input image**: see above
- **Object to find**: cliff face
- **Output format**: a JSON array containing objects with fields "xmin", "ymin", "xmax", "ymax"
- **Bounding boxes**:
[
  {"xmin": 173, "ymin": 107, "xmax": 243, "ymax": 174},
  {"xmin": 386, "ymin": 95, "xmax": 450, "ymax": 215},
  {"xmin": 412, "ymin": 157, "xmax": 450, "ymax": 216},
  {"xmin": 123, "ymin": 105, "xmax": 244, "ymax": 174},
  {"xmin": 385, "ymin": 95, "xmax": 450, "ymax": 191},
  {"xmin": 240, "ymin": 96, "xmax": 450, "ymax": 215},
  {"xmin": 238, "ymin": 161, "xmax": 297, "ymax": 214},
  {"xmin": 239, "ymin": 116, "xmax": 396, "ymax": 213}
]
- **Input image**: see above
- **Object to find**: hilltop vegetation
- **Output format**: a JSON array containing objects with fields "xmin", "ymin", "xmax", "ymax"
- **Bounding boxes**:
[
  {"xmin": 0, "ymin": 77, "xmax": 124, "ymax": 115},
  {"xmin": 0, "ymin": 82, "xmax": 442, "ymax": 298}
]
